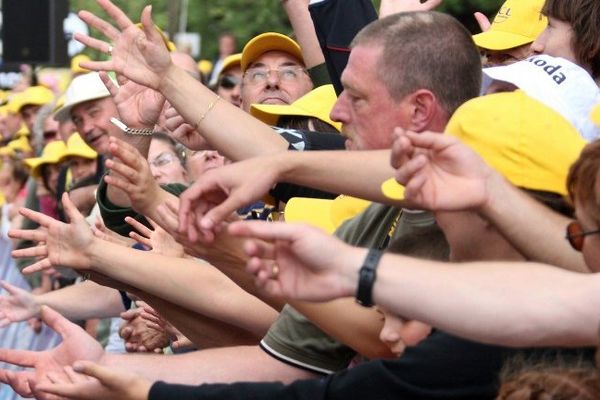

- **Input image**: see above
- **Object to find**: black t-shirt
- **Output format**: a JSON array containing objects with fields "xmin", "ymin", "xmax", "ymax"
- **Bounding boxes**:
[{"xmin": 149, "ymin": 331, "xmax": 594, "ymax": 400}]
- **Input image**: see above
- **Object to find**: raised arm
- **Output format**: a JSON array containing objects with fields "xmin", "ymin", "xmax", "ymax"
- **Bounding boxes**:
[
  {"xmin": 230, "ymin": 220, "xmax": 600, "ymax": 347},
  {"xmin": 282, "ymin": 0, "xmax": 325, "ymax": 68},
  {"xmin": 76, "ymin": 0, "xmax": 287, "ymax": 162}
]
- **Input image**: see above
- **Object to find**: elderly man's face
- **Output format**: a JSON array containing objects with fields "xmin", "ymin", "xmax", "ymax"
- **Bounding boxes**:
[
  {"xmin": 240, "ymin": 50, "xmax": 313, "ymax": 112},
  {"xmin": 71, "ymin": 97, "xmax": 122, "ymax": 155}
]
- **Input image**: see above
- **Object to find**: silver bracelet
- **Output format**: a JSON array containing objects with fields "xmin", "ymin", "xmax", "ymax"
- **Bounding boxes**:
[{"xmin": 110, "ymin": 117, "xmax": 155, "ymax": 136}]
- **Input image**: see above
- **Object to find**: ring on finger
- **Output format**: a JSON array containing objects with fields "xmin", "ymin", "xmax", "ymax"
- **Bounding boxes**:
[
  {"xmin": 271, "ymin": 264, "xmax": 280, "ymax": 279},
  {"xmin": 107, "ymin": 45, "xmax": 114, "ymax": 56}
]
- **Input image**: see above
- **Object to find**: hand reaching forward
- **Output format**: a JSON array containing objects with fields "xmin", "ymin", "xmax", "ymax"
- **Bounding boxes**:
[
  {"xmin": 177, "ymin": 155, "xmax": 281, "ymax": 243},
  {"xmin": 0, "ymin": 281, "xmax": 41, "ymax": 327},
  {"xmin": 36, "ymin": 360, "xmax": 151, "ymax": 400},
  {"xmin": 0, "ymin": 306, "xmax": 106, "ymax": 399},
  {"xmin": 9, "ymin": 193, "xmax": 96, "ymax": 275},
  {"xmin": 389, "ymin": 129, "xmax": 496, "ymax": 211},
  {"xmin": 228, "ymin": 220, "xmax": 363, "ymax": 302},
  {"xmin": 75, "ymin": 0, "xmax": 172, "ymax": 91}
]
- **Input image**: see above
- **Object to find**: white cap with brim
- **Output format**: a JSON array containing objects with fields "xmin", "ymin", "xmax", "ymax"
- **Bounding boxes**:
[
  {"xmin": 53, "ymin": 72, "xmax": 111, "ymax": 122},
  {"xmin": 482, "ymin": 55, "xmax": 600, "ymax": 142}
]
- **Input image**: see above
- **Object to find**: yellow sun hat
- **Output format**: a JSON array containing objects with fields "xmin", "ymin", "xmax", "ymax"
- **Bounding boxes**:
[{"xmin": 24, "ymin": 140, "xmax": 68, "ymax": 177}]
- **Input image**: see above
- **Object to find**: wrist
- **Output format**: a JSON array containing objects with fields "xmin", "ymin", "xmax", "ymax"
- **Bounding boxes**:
[
  {"xmin": 479, "ymin": 170, "xmax": 508, "ymax": 215},
  {"xmin": 339, "ymin": 246, "xmax": 368, "ymax": 297}
]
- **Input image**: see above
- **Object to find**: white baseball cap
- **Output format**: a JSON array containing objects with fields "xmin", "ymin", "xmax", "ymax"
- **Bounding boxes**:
[{"xmin": 53, "ymin": 72, "xmax": 112, "ymax": 122}]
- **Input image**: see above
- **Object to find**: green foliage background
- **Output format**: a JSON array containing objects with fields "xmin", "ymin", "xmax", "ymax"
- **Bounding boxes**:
[{"xmin": 71, "ymin": 0, "xmax": 503, "ymax": 60}]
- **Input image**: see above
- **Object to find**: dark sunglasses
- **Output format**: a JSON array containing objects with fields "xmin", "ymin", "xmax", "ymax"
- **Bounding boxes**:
[
  {"xmin": 43, "ymin": 130, "xmax": 58, "ymax": 140},
  {"xmin": 565, "ymin": 221, "xmax": 600, "ymax": 251},
  {"xmin": 219, "ymin": 75, "xmax": 240, "ymax": 89}
]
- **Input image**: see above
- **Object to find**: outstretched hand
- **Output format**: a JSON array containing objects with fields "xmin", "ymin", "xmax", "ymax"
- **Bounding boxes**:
[
  {"xmin": 389, "ymin": 128, "xmax": 494, "ymax": 211},
  {"xmin": 36, "ymin": 360, "xmax": 151, "ymax": 400},
  {"xmin": 0, "ymin": 281, "xmax": 41, "ymax": 327},
  {"xmin": 228, "ymin": 220, "xmax": 361, "ymax": 302},
  {"xmin": 0, "ymin": 306, "xmax": 106, "ymax": 399},
  {"xmin": 177, "ymin": 155, "xmax": 281, "ymax": 243},
  {"xmin": 75, "ymin": 0, "xmax": 173, "ymax": 91},
  {"xmin": 9, "ymin": 193, "xmax": 96, "ymax": 275},
  {"xmin": 103, "ymin": 137, "xmax": 167, "ymax": 216}
]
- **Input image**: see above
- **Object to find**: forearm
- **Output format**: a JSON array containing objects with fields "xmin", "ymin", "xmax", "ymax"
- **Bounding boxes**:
[
  {"xmin": 355, "ymin": 251, "xmax": 600, "ymax": 347},
  {"xmin": 103, "ymin": 344, "xmax": 316, "ymax": 385},
  {"xmin": 132, "ymin": 291, "xmax": 261, "ymax": 348},
  {"xmin": 37, "ymin": 281, "xmax": 125, "ymax": 320},
  {"xmin": 278, "ymin": 150, "xmax": 396, "ymax": 203},
  {"xmin": 159, "ymin": 65, "xmax": 288, "ymax": 161},
  {"xmin": 481, "ymin": 173, "xmax": 588, "ymax": 272},
  {"xmin": 87, "ymin": 241, "xmax": 278, "ymax": 336},
  {"xmin": 292, "ymin": 299, "xmax": 393, "ymax": 359},
  {"xmin": 282, "ymin": 0, "xmax": 325, "ymax": 68}
]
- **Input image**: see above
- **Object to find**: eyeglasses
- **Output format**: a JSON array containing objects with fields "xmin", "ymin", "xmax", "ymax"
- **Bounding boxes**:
[
  {"xmin": 243, "ymin": 66, "xmax": 307, "ymax": 85},
  {"xmin": 565, "ymin": 221, "xmax": 600, "ymax": 251},
  {"xmin": 150, "ymin": 152, "xmax": 177, "ymax": 168},
  {"xmin": 219, "ymin": 75, "xmax": 240, "ymax": 89}
]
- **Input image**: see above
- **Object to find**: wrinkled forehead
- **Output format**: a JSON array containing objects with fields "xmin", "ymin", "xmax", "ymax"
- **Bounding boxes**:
[{"xmin": 247, "ymin": 50, "xmax": 304, "ymax": 70}]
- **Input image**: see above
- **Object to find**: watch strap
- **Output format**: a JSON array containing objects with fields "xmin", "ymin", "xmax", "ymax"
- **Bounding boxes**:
[{"xmin": 355, "ymin": 248, "xmax": 383, "ymax": 307}]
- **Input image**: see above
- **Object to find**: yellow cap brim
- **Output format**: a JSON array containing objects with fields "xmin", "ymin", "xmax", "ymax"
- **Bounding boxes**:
[
  {"xmin": 284, "ymin": 197, "xmax": 336, "ymax": 234},
  {"xmin": 381, "ymin": 178, "xmax": 406, "ymax": 200},
  {"xmin": 473, "ymin": 31, "xmax": 534, "ymax": 51},
  {"xmin": 284, "ymin": 196, "xmax": 370, "ymax": 234}
]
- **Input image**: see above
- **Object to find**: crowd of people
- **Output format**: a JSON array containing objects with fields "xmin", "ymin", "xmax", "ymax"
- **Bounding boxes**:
[{"xmin": 0, "ymin": 0, "xmax": 599, "ymax": 398}]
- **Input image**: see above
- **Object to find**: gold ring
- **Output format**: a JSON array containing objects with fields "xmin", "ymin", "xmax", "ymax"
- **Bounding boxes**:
[
  {"xmin": 107, "ymin": 45, "xmax": 114, "ymax": 56},
  {"xmin": 271, "ymin": 264, "xmax": 280, "ymax": 279}
]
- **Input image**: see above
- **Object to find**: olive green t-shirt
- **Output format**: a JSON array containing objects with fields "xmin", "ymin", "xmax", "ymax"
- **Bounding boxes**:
[{"xmin": 260, "ymin": 203, "xmax": 448, "ymax": 374}]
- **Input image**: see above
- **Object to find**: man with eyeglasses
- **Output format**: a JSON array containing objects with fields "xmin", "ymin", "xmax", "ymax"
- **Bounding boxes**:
[{"xmin": 239, "ymin": 32, "xmax": 314, "ymax": 112}]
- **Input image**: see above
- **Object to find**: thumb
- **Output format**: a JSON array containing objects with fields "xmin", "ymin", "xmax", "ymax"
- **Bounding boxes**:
[
  {"xmin": 474, "ymin": 12, "xmax": 491, "ymax": 32},
  {"xmin": 73, "ymin": 361, "xmax": 116, "ymax": 386},
  {"xmin": 61, "ymin": 193, "xmax": 84, "ymax": 224}
]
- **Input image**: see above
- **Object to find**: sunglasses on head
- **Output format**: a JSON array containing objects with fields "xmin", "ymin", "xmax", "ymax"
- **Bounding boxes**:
[
  {"xmin": 565, "ymin": 221, "xmax": 600, "ymax": 251},
  {"xmin": 219, "ymin": 75, "xmax": 240, "ymax": 89}
]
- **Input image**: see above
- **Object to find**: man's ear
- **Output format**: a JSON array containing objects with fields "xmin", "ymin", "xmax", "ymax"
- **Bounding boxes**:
[{"xmin": 406, "ymin": 89, "xmax": 441, "ymax": 132}]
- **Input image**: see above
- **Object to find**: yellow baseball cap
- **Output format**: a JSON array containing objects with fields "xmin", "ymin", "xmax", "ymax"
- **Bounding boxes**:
[
  {"xmin": 250, "ymin": 85, "xmax": 341, "ymax": 132},
  {"xmin": 220, "ymin": 53, "xmax": 242, "ymax": 75},
  {"xmin": 241, "ymin": 32, "xmax": 303, "ymax": 72},
  {"xmin": 382, "ymin": 90, "xmax": 585, "ymax": 200},
  {"xmin": 472, "ymin": 0, "xmax": 547, "ymax": 51},
  {"xmin": 284, "ymin": 195, "xmax": 371, "ymax": 234},
  {"xmin": 0, "ymin": 146, "xmax": 15, "ymax": 158},
  {"xmin": 24, "ymin": 140, "xmax": 68, "ymax": 177},
  {"xmin": 591, "ymin": 104, "xmax": 600, "ymax": 125},
  {"xmin": 7, "ymin": 85, "xmax": 54, "ymax": 114},
  {"xmin": 59, "ymin": 132, "xmax": 97, "ymax": 162}
]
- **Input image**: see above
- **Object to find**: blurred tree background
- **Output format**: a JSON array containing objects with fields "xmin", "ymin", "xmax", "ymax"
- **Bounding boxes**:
[{"xmin": 71, "ymin": 0, "xmax": 503, "ymax": 61}]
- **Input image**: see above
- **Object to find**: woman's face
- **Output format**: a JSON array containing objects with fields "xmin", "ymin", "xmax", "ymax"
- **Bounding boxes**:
[
  {"xmin": 148, "ymin": 139, "xmax": 188, "ymax": 185},
  {"xmin": 43, "ymin": 163, "xmax": 62, "ymax": 195}
]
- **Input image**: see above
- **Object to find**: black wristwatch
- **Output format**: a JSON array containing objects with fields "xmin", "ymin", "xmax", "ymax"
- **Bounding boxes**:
[{"xmin": 355, "ymin": 248, "xmax": 383, "ymax": 307}]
